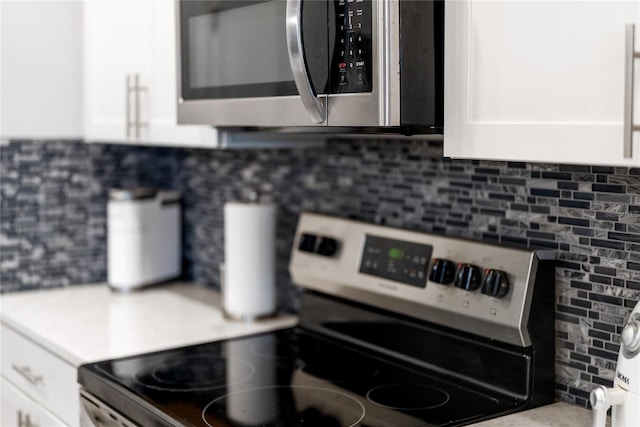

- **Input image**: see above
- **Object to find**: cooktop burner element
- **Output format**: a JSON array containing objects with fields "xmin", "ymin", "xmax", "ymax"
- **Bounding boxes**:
[
  {"xmin": 367, "ymin": 384, "xmax": 450, "ymax": 410},
  {"xmin": 201, "ymin": 385, "xmax": 366, "ymax": 427},
  {"xmin": 132, "ymin": 354, "xmax": 254, "ymax": 392},
  {"xmin": 79, "ymin": 213, "xmax": 555, "ymax": 426}
]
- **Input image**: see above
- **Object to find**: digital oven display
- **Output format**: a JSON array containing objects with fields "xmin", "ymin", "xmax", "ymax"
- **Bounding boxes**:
[{"xmin": 359, "ymin": 235, "xmax": 432, "ymax": 288}]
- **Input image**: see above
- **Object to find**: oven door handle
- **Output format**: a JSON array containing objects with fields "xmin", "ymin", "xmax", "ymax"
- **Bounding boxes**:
[{"xmin": 286, "ymin": 0, "xmax": 326, "ymax": 124}]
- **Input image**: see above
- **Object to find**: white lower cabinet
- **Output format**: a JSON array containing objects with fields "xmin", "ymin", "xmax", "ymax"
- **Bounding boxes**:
[
  {"xmin": 0, "ymin": 324, "xmax": 78, "ymax": 426},
  {"xmin": 1, "ymin": 379, "xmax": 66, "ymax": 427}
]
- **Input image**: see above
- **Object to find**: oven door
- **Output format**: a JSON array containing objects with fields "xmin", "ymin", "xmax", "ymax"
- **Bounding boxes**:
[
  {"xmin": 176, "ymin": 0, "xmax": 385, "ymax": 128},
  {"xmin": 79, "ymin": 389, "xmax": 137, "ymax": 427}
]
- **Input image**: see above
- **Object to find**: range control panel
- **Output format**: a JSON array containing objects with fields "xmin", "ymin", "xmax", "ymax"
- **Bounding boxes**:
[
  {"xmin": 297, "ymin": 230, "xmax": 510, "ymax": 299},
  {"xmin": 330, "ymin": 0, "xmax": 372, "ymax": 94},
  {"xmin": 289, "ymin": 213, "xmax": 549, "ymax": 347}
]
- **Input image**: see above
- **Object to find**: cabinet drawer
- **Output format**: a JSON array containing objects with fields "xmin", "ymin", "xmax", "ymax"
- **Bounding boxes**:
[
  {"xmin": 0, "ymin": 324, "xmax": 78, "ymax": 425},
  {"xmin": 1, "ymin": 378, "xmax": 67, "ymax": 427}
]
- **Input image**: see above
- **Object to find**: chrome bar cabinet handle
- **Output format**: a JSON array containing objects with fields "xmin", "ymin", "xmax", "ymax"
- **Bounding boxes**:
[
  {"xmin": 125, "ymin": 74, "xmax": 132, "ymax": 138},
  {"xmin": 133, "ymin": 73, "xmax": 147, "ymax": 138},
  {"xmin": 286, "ymin": 0, "xmax": 326, "ymax": 124},
  {"xmin": 624, "ymin": 24, "xmax": 640, "ymax": 158},
  {"xmin": 125, "ymin": 73, "xmax": 146, "ymax": 139},
  {"xmin": 11, "ymin": 364, "xmax": 43, "ymax": 386}
]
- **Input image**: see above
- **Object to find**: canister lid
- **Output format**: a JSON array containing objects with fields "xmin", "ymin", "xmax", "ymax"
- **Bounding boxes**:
[
  {"xmin": 109, "ymin": 188, "xmax": 157, "ymax": 201},
  {"xmin": 159, "ymin": 191, "xmax": 182, "ymax": 205},
  {"xmin": 230, "ymin": 188, "xmax": 272, "ymax": 204}
]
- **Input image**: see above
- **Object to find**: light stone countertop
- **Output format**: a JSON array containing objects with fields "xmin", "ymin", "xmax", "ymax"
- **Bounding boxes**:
[
  {"xmin": 471, "ymin": 401, "xmax": 601, "ymax": 426},
  {"xmin": 0, "ymin": 282, "xmax": 298, "ymax": 366}
]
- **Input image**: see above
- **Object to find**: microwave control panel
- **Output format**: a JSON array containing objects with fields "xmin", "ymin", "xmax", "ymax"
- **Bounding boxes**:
[{"xmin": 330, "ymin": 0, "xmax": 372, "ymax": 94}]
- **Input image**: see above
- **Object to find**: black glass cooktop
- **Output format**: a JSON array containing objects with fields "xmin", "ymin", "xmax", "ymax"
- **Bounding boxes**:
[{"xmin": 79, "ymin": 328, "xmax": 524, "ymax": 427}]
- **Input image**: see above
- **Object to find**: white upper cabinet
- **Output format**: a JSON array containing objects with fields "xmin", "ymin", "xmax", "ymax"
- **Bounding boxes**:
[
  {"xmin": 84, "ymin": 0, "xmax": 219, "ymax": 147},
  {"xmin": 1, "ymin": 1, "xmax": 83, "ymax": 140},
  {"xmin": 444, "ymin": 1, "xmax": 640, "ymax": 166},
  {"xmin": 84, "ymin": 0, "xmax": 151, "ymax": 143}
]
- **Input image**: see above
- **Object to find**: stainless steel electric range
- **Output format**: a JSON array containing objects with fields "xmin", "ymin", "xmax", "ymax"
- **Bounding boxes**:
[{"xmin": 78, "ymin": 212, "xmax": 555, "ymax": 427}]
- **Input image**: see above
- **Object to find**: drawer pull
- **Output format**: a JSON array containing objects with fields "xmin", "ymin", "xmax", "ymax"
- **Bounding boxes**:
[
  {"xmin": 18, "ymin": 411, "xmax": 39, "ymax": 427},
  {"xmin": 11, "ymin": 364, "xmax": 44, "ymax": 385}
]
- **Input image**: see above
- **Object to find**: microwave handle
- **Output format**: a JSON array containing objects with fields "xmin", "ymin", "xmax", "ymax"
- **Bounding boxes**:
[{"xmin": 286, "ymin": 0, "xmax": 326, "ymax": 123}]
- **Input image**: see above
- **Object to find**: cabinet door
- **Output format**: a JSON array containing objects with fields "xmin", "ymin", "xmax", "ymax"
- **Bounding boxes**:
[
  {"xmin": 148, "ymin": 0, "xmax": 220, "ymax": 147},
  {"xmin": 0, "ymin": 1, "xmax": 82, "ymax": 139},
  {"xmin": 1, "ymin": 378, "xmax": 67, "ymax": 427},
  {"xmin": 444, "ymin": 1, "xmax": 640, "ymax": 166},
  {"xmin": 1, "ymin": 325, "xmax": 79, "ymax": 425},
  {"xmin": 84, "ymin": 0, "xmax": 151, "ymax": 143}
]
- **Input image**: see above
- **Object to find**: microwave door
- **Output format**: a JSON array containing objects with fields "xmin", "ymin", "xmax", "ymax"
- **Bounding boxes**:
[{"xmin": 177, "ymin": 0, "xmax": 329, "ymax": 127}]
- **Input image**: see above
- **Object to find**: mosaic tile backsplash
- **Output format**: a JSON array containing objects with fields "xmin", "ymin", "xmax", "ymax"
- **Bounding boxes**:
[{"xmin": 3, "ymin": 138, "xmax": 640, "ymax": 407}]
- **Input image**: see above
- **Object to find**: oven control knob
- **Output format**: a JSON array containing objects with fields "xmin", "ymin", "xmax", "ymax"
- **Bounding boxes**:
[
  {"xmin": 454, "ymin": 264, "xmax": 482, "ymax": 291},
  {"xmin": 298, "ymin": 233, "xmax": 317, "ymax": 253},
  {"xmin": 317, "ymin": 237, "xmax": 338, "ymax": 257},
  {"xmin": 481, "ymin": 269, "xmax": 510, "ymax": 298},
  {"xmin": 429, "ymin": 259, "xmax": 456, "ymax": 284}
]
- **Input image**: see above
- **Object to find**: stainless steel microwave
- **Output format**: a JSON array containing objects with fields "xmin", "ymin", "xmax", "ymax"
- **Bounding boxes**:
[{"xmin": 176, "ymin": 0, "xmax": 443, "ymax": 133}]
